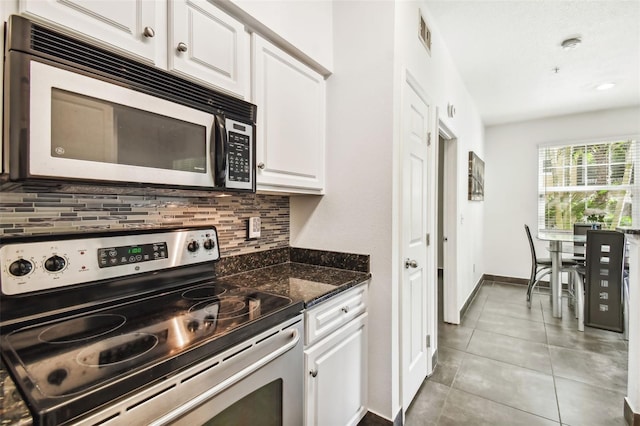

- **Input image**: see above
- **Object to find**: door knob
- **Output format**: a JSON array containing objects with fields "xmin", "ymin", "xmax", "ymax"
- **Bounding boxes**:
[
  {"xmin": 405, "ymin": 259, "xmax": 418, "ymax": 269},
  {"xmin": 257, "ymin": 162, "xmax": 265, "ymax": 170},
  {"xmin": 309, "ymin": 369, "xmax": 318, "ymax": 377}
]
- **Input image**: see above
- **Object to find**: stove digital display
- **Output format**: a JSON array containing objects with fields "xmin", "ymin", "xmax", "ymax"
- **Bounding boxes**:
[{"xmin": 98, "ymin": 242, "xmax": 168, "ymax": 268}]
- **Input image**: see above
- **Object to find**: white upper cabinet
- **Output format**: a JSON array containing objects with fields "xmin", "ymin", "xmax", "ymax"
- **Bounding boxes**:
[
  {"xmin": 18, "ymin": 0, "xmax": 249, "ymax": 98},
  {"xmin": 253, "ymin": 35, "xmax": 326, "ymax": 194},
  {"xmin": 168, "ymin": 0, "xmax": 248, "ymax": 98},
  {"xmin": 19, "ymin": 0, "xmax": 158, "ymax": 64}
]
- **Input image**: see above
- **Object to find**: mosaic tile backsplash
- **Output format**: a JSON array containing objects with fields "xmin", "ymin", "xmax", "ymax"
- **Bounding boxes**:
[{"xmin": 0, "ymin": 192, "xmax": 289, "ymax": 256}]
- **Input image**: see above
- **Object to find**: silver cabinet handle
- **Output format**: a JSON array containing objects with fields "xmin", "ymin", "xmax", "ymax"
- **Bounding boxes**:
[
  {"xmin": 309, "ymin": 369, "xmax": 318, "ymax": 377},
  {"xmin": 143, "ymin": 26, "xmax": 155, "ymax": 38},
  {"xmin": 257, "ymin": 162, "xmax": 265, "ymax": 170},
  {"xmin": 177, "ymin": 42, "xmax": 188, "ymax": 53},
  {"xmin": 405, "ymin": 259, "xmax": 418, "ymax": 269},
  {"xmin": 341, "ymin": 306, "xmax": 349, "ymax": 313}
]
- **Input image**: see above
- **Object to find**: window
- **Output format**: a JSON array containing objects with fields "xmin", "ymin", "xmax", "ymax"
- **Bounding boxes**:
[{"xmin": 538, "ymin": 138, "xmax": 638, "ymax": 231}]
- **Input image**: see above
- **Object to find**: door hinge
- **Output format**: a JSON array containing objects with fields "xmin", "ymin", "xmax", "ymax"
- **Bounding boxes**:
[
  {"xmin": 427, "ymin": 131, "xmax": 432, "ymax": 146},
  {"xmin": 426, "ymin": 335, "xmax": 431, "ymax": 348},
  {"xmin": 426, "ymin": 233, "xmax": 430, "ymax": 246}
]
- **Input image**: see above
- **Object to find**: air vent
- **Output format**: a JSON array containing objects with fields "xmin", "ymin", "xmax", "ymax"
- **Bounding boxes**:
[
  {"xmin": 28, "ymin": 23, "xmax": 256, "ymax": 123},
  {"xmin": 418, "ymin": 10, "xmax": 432, "ymax": 55}
]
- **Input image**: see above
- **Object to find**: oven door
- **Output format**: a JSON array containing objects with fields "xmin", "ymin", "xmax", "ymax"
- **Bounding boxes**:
[
  {"xmin": 14, "ymin": 57, "xmax": 218, "ymax": 188},
  {"xmin": 75, "ymin": 316, "xmax": 303, "ymax": 426},
  {"xmin": 159, "ymin": 317, "xmax": 303, "ymax": 426}
]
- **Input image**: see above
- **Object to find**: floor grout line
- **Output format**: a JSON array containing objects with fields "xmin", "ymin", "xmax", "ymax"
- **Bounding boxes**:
[
  {"xmin": 542, "ymin": 295, "xmax": 564, "ymax": 426},
  {"xmin": 443, "ymin": 387, "xmax": 563, "ymax": 425}
]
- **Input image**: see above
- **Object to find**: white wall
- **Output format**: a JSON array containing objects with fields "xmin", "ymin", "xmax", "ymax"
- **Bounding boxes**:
[
  {"xmin": 484, "ymin": 106, "xmax": 640, "ymax": 279},
  {"xmin": 291, "ymin": 1, "xmax": 486, "ymax": 421}
]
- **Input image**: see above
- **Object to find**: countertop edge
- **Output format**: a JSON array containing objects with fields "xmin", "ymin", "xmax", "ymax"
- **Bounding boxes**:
[{"xmin": 303, "ymin": 274, "xmax": 372, "ymax": 309}]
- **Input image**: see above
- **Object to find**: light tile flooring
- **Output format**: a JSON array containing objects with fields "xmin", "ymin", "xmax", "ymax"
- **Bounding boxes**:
[{"xmin": 405, "ymin": 280, "xmax": 629, "ymax": 426}]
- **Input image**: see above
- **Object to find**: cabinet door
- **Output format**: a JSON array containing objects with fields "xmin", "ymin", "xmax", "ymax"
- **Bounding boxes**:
[
  {"xmin": 20, "ymin": 0, "xmax": 157, "ymax": 63},
  {"xmin": 305, "ymin": 314, "xmax": 368, "ymax": 426},
  {"xmin": 253, "ymin": 35, "xmax": 326, "ymax": 194},
  {"xmin": 169, "ymin": 0, "xmax": 248, "ymax": 97}
]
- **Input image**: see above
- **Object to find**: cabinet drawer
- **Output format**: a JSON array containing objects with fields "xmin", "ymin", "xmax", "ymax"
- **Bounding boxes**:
[{"xmin": 305, "ymin": 283, "xmax": 368, "ymax": 346}]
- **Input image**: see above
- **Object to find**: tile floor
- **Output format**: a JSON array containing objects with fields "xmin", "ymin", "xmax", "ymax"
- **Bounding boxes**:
[{"xmin": 405, "ymin": 280, "xmax": 629, "ymax": 426}]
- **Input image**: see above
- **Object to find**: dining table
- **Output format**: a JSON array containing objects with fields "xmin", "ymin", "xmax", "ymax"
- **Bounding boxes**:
[{"xmin": 536, "ymin": 231, "xmax": 586, "ymax": 318}]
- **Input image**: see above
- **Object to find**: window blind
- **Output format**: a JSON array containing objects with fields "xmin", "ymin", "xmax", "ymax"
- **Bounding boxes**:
[{"xmin": 538, "ymin": 138, "xmax": 639, "ymax": 231}]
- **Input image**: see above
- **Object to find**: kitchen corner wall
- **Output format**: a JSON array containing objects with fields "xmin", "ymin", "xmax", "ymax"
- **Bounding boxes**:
[{"xmin": 0, "ymin": 192, "xmax": 289, "ymax": 256}]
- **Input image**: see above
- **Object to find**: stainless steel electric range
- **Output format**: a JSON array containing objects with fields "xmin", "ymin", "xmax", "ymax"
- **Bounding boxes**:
[{"xmin": 0, "ymin": 226, "xmax": 304, "ymax": 425}]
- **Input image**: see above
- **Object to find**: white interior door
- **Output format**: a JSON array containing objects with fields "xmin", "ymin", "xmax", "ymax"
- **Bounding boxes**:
[{"xmin": 401, "ymin": 73, "xmax": 431, "ymax": 411}]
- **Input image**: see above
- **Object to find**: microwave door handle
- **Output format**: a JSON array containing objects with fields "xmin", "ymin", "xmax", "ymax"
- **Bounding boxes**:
[{"xmin": 212, "ymin": 114, "xmax": 227, "ymax": 187}]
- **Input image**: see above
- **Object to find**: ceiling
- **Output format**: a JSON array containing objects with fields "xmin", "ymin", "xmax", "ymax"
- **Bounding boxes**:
[{"xmin": 426, "ymin": 0, "xmax": 640, "ymax": 126}]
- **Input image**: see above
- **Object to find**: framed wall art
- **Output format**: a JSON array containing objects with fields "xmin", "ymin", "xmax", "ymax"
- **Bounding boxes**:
[{"xmin": 468, "ymin": 151, "xmax": 485, "ymax": 201}]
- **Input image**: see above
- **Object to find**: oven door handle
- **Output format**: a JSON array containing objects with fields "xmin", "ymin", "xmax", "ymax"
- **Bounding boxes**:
[{"xmin": 148, "ymin": 327, "xmax": 300, "ymax": 426}]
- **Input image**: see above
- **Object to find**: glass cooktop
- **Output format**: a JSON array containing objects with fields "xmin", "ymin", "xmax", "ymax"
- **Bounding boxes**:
[{"xmin": 2, "ymin": 281, "xmax": 295, "ymax": 399}]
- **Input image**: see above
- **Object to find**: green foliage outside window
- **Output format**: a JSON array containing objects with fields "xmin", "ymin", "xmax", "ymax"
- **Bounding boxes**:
[{"xmin": 539, "ymin": 140, "xmax": 635, "ymax": 231}]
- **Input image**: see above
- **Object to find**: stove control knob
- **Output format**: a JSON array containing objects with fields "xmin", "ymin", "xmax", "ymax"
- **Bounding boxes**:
[
  {"xmin": 187, "ymin": 241, "xmax": 200, "ymax": 253},
  {"xmin": 44, "ymin": 255, "xmax": 66, "ymax": 272},
  {"xmin": 9, "ymin": 259, "xmax": 33, "ymax": 277},
  {"xmin": 203, "ymin": 238, "xmax": 215, "ymax": 250}
]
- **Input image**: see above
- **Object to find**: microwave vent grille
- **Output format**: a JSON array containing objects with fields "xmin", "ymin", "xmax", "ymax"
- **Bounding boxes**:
[{"xmin": 28, "ymin": 24, "xmax": 256, "ymax": 122}]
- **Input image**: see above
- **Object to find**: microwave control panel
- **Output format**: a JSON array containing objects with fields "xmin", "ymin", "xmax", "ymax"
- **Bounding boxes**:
[
  {"xmin": 225, "ymin": 118, "xmax": 253, "ymax": 190},
  {"xmin": 228, "ymin": 132, "xmax": 251, "ymax": 183}
]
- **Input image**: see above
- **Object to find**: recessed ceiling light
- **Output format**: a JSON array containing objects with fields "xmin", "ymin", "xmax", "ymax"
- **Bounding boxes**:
[
  {"xmin": 561, "ymin": 37, "xmax": 582, "ymax": 50},
  {"xmin": 596, "ymin": 82, "xmax": 616, "ymax": 91}
]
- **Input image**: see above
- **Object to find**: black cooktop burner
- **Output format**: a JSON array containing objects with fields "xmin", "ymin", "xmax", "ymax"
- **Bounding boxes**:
[
  {"xmin": 181, "ymin": 285, "xmax": 227, "ymax": 300},
  {"xmin": 38, "ymin": 314, "xmax": 127, "ymax": 344},
  {"xmin": 0, "ymin": 280, "xmax": 298, "ymax": 423}
]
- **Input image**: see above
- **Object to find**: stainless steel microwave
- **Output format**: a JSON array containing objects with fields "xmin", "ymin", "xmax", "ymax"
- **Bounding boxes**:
[{"xmin": 2, "ymin": 15, "xmax": 256, "ymax": 195}]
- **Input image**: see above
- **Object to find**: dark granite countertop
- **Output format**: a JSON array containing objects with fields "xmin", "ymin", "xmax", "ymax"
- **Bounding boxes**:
[
  {"xmin": 217, "ymin": 262, "xmax": 371, "ymax": 308},
  {"xmin": 0, "ymin": 362, "xmax": 32, "ymax": 426}
]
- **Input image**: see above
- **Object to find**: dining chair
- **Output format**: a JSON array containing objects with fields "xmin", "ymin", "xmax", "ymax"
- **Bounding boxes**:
[
  {"xmin": 572, "ymin": 223, "xmax": 602, "ymax": 262},
  {"xmin": 568, "ymin": 223, "xmax": 601, "ymax": 313},
  {"xmin": 524, "ymin": 224, "xmax": 578, "ymax": 308},
  {"xmin": 581, "ymin": 230, "xmax": 626, "ymax": 333}
]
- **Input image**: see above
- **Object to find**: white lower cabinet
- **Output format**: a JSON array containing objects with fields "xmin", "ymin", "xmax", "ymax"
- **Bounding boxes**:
[{"xmin": 304, "ymin": 284, "xmax": 368, "ymax": 426}]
